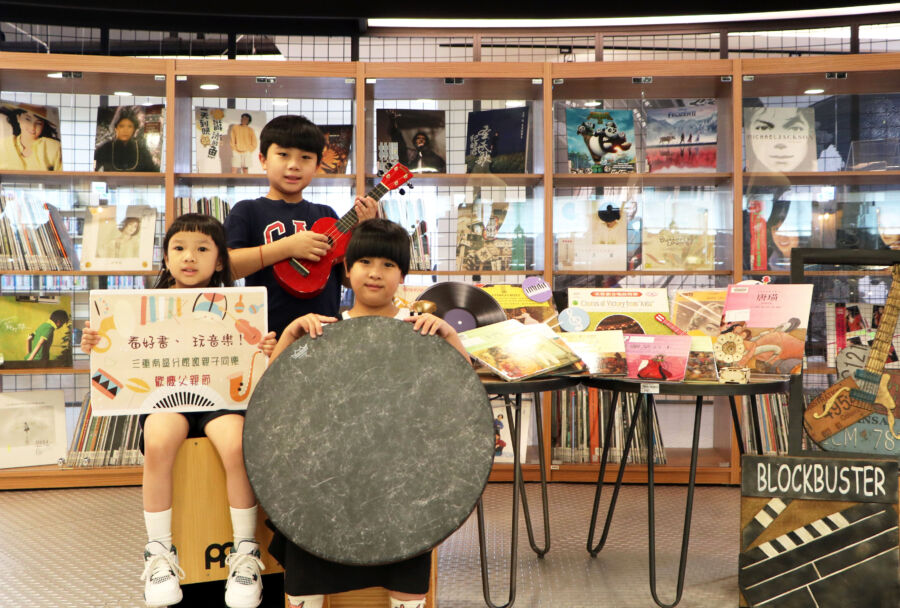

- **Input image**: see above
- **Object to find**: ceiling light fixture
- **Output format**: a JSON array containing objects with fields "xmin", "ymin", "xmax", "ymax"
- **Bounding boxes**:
[{"xmin": 200, "ymin": 83, "xmax": 220, "ymax": 91}]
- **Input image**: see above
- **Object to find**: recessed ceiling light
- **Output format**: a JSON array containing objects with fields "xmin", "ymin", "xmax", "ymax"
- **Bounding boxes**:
[
  {"xmin": 272, "ymin": 100, "xmax": 289, "ymax": 106},
  {"xmin": 505, "ymin": 100, "xmax": 525, "ymax": 107},
  {"xmin": 200, "ymin": 83, "xmax": 220, "ymax": 91},
  {"xmin": 584, "ymin": 101, "xmax": 602, "ymax": 107},
  {"xmin": 114, "ymin": 91, "xmax": 133, "ymax": 96},
  {"xmin": 804, "ymin": 88, "xmax": 825, "ymax": 95},
  {"xmin": 47, "ymin": 72, "xmax": 63, "ymax": 78}
]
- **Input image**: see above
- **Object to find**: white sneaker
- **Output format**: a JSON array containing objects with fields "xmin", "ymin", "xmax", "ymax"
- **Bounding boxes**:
[
  {"xmin": 140, "ymin": 542, "xmax": 184, "ymax": 608},
  {"xmin": 224, "ymin": 540, "xmax": 265, "ymax": 608}
]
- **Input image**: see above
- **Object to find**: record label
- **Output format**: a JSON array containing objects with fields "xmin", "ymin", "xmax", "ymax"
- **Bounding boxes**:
[{"xmin": 558, "ymin": 306, "xmax": 590, "ymax": 332}]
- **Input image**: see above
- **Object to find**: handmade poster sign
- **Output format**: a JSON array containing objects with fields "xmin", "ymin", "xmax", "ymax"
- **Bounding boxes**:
[
  {"xmin": 88, "ymin": 287, "xmax": 267, "ymax": 415},
  {"xmin": 0, "ymin": 390, "xmax": 67, "ymax": 469},
  {"xmin": 740, "ymin": 454, "xmax": 899, "ymax": 608}
]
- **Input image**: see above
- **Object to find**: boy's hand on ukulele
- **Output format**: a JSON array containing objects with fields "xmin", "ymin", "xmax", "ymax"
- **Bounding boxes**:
[
  {"xmin": 406, "ymin": 313, "xmax": 455, "ymax": 339},
  {"xmin": 257, "ymin": 331, "xmax": 277, "ymax": 357},
  {"xmin": 354, "ymin": 195, "xmax": 379, "ymax": 222},
  {"xmin": 285, "ymin": 231, "xmax": 331, "ymax": 262},
  {"xmin": 80, "ymin": 322, "xmax": 100, "ymax": 354}
]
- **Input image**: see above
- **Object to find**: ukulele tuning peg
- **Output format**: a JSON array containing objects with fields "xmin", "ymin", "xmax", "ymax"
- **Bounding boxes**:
[
  {"xmin": 386, "ymin": 162, "xmax": 393, "ymax": 169},
  {"xmin": 398, "ymin": 188, "xmax": 406, "ymax": 195},
  {"xmin": 377, "ymin": 170, "xmax": 384, "ymax": 177},
  {"xmin": 407, "ymin": 183, "xmax": 414, "ymax": 189}
]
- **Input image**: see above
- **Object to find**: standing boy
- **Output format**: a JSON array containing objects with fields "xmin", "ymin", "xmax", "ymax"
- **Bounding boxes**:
[{"xmin": 225, "ymin": 115, "xmax": 378, "ymax": 338}]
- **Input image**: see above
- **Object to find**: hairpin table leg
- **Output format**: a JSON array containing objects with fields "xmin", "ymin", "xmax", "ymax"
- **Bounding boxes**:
[{"xmin": 517, "ymin": 392, "xmax": 551, "ymax": 557}]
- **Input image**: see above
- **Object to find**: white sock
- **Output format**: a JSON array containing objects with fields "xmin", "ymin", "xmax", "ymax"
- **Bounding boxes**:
[
  {"xmin": 287, "ymin": 595, "xmax": 324, "ymax": 608},
  {"xmin": 229, "ymin": 504, "xmax": 258, "ymax": 547},
  {"xmin": 390, "ymin": 599, "xmax": 425, "ymax": 608},
  {"xmin": 144, "ymin": 509, "xmax": 173, "ymax": 549}
]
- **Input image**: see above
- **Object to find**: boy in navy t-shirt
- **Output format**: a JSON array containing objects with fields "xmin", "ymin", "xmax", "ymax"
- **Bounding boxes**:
[{"xmin": 225, "ymin": 115, "xmax": 378, "ymax": 338}]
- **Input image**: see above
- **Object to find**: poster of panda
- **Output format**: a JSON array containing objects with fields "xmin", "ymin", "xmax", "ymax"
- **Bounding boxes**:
[{"xmin": 565, "ymin": 107, "xmax": 636, "ymax": 174}]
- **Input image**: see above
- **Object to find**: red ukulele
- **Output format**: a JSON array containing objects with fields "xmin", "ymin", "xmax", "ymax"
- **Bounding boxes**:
[{"xmin": 273, "ymin": 164, "xmax": 413, "ymax": 298}]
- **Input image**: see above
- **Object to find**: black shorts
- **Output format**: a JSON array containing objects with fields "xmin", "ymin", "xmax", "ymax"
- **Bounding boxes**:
[{"xmin": 138, "ymin": 410, "xmax": 245, "ymax": 454}]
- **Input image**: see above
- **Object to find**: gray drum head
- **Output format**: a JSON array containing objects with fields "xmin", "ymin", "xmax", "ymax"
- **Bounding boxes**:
[{"xmin": 243, "ymin": 315, "xmax": 494, "ymax": 566}]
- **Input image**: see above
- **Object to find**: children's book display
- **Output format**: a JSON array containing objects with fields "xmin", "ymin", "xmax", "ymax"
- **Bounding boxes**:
[
  {"xmin": 88, "ymin": 287, "xmax": 268, "ymax": 415},
  {"xmin": 195, "ymin": 107, "xmax": 265, "ymax": 174},
  {"xmin": 80, "ymin": 204, "xmax": 157, "ymax": 272},
  {"xmin": 716, "ymin": 283, "xmax": 814, "ymax": 376},
  {"xmin": 743, "ymin": 106, "xmax": 817, "ymax": 173},
  {"xmin": 556, "ymin": 201, "xmax": 627, "ymax": 272},
  {"xmin": 624, "ymin": 334, "xmax": 692, "ymax": 382},
  {"xmin": 317, "ymin": 124, "xmax": 353, "ymax": 174},
  {"xmin": 0, "ymin": 194, "xmax": 79, "ymax": 271},
  {"xmin": 376, "ymin": 109, "xmax": 447, "ymax": 174},
  {"xmin": 0, "ymin": 390, "xmax": 68, "ymax": 469},
  {"xmin": 644, "ymin": 99, "xmax": 718, "ymax": 173},
  {"xmin": 465, "ymin": 106, "xmax": 530, "ymax": 173},
  {"xmin": 0, "ymin": 100, "xmax": 63, "ymax": 171},
  {"xmin": 565, "ymin": 107, "xmax": 636, "ymax": 174},
  {"xmin": 0, "ymin": 294, "xmax": 72, "ymax": 369},
  {"xmin": 94, "ymin": 104, "xmax": 164, "ymax": 172},
  {"xmin": 459, "ymin": 319, "xmax": 584, "ymax": 381}
]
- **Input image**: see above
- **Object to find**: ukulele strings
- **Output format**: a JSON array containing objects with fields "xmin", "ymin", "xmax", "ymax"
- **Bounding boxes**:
[{"xmin": 319, "ymin": 182, "xmax": 391, "ymax": 243}]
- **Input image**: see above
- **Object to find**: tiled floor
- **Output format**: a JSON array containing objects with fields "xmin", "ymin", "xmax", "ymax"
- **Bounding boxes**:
[{"xmin": 0, "ymin": 482, "xmax": 741, "ymax": 607}]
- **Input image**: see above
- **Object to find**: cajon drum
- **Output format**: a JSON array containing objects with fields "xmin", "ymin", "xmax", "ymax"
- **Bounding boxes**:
[
  {"xmin": 171, "ymin": 437, "xmax": 283, "ymax": 584},
  {"xmin": 319, "ymin": 554, "xmax": 437, "ymax": 608}
]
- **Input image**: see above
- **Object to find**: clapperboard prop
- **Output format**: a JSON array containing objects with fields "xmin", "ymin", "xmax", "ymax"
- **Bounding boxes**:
[{"xmin": 740, "ymin": 455, "xmax": 899, "ymax": 607}]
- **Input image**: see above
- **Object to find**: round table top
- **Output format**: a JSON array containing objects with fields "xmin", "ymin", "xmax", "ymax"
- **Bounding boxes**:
[
  {"xmin": 580, "ymin": 375, "xmax": 792, "ymax": 397},
  {"xmin": 479, "ymin": 373, "xmax": 583, "ymax": 395},
  {"xmin": 243, "ymin": 316, "xmax": 495, "ymax": 566}
]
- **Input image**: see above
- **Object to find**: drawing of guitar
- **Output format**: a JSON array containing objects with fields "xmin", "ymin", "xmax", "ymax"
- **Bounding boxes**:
[
  {"xmin": 273, "ymin": 163, "xmax": 413, "ymax": 298},
  {"xmin": 805, "ymin": 264, "xmax": 900, "ymax": 443}
]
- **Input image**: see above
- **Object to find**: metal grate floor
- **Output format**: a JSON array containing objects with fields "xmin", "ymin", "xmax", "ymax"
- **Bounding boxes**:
[{"xmin": 0, "ymin": 482, "xmax": 740, "ymax": 607}]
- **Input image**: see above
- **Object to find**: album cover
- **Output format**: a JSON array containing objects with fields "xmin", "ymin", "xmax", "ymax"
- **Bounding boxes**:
[
  {"xmin": 492, "ymin": 399, "xmax": 532, "ymax": 464},
  {"xmin": 478, "ymin": 283, "xmax": 558, "ymax": 326},
  {"xmin": 558, "ymin": 331, "xmax": 627, "ymax": 376},
  {"xmin": 684, "ymin": 335, "xmax": 719, "ymax": 382},
  {"xmin": 670, "ymin": 289, "xmax": 727, "ymax": 337},
  {"xmin": 195, "ymin": 108, "xmax": 266, "ymax": 174},
  {"xmin": 556, "ymin": 201, "xmax": 627, "ymax": 271},
  {"xmin": 80, "ymin": 205, "xmax": 157, "ymax": 272},
  {"xmin": 717, "ymin": 284, "xmax": 814, "ymax": 375},
  {"xmin": 0, "ymin": 294, "xmax": 72, "ymax": 369},
  {"xmin": 0, "ymin": 390, "xmax": 68, "ymax": 469},
  {"xmin": 0, "ymin": 100, "xmax": 63, "ymax": 171},
  {"xmin": 624, "ymin": 334, "xmax": 692, "ymax": 382},
  {"xmin": 565, "ymin": 107, "xmax": 636, "ymax": 174},
  {"xmin": 645, "ymin": 99, "xmax": 717, "ymax": 173},
  {"xmin": 376, "ymin": 109, "xmax": 446, "ymax": 174},
  {"xmin": 744, "ymin": 107, "xmax": 817, "ymax": 173},
  {"xmin": 88, "ymin": 287, "xmax": 268, "ymax": 415},
  {"xmin": 567, "ymin": 287, "xmax": 673, "ymax": 335},
  {"xmin": 465, "ymin": 106, "xmax": 530, "ymax": 173},
  {"xmin": 642, "ymin": 224, "xmax": 714, "ymax": 271},
  {"xmin": 317, "ymin": 124, "xmax": 353, "ymax": 174},
  {"xmin": 456, "ymin": 201, "xmax": 513, "ymax": 271},
  {"xmin": 459, "ymin": 319, "xmax": 584, "ymax": 382},
  {"xmin": 94, "ymin": 104, "xmax": 164, "ymax": 172}
]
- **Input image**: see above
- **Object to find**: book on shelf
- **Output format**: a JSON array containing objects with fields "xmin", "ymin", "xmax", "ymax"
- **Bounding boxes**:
[
  {"xmin": 641, "ymin": 202, "xmax": 714, "ymax": 271},
  {"xmin": 94, "ymin": 104, "xmax": 164, "ymax": 173},
  {"xmin": 0, "ymin": 100, "xmax": 63, "ymax": 171},
  {"xmin": 556, "ymin": 201, "xmax": 627, "ymax": 272},
  {"xmin": 565, "ymin": 107, "xmax": 636, "ymax": 174},
  {"xmin": 174, "ymin": 196, "xmax": 231, "ymax": 223},
  {"xmin": 644, "ymin": 99, "xmax": 718, "ymax": 173},
  {"xmin": 0, "ymin": 194, "xmax": 79, "ymax": 271},
  {"xmin": 0, "ymin": 390, "xmax": 68, "ymax": 469},
  {"xmin": 459, "ymin": 319, "xmax": 585, "ymax": 382},
  {"xmin": 195, "ymin": 108, "xmax": 266, "ymax": 174},
  {"xmin": 743, "ymin": 106, "xmax": 817, "ymax": 173},
  {"xmin": 551, "ymin": 387, "xmax": 666, "ymax": 465},
  {"xmin": 464, "ymin": 106, "xmax": 530, "ymax": 174},
  {"xmin": 491, "ymin": 395, "xmax": 532, "ymax": 464},
  {"xmin": 317, "ymin": 124, "xmax": 353, "ymax": 174},
  {"xmin": 65, "ymin": 391, "xmax": 143, "ymax": 468},
  {"xmin": 557, "ymin": 331, "xmax": 627, "ymax": 376},
  {"xmin": 0, "ymin": 294, "xmax": 72, "ymax": 370},
  {"xmin": 624, "ymin": 334, "xmax": 692, "ymax": 382},
  {"xmin": 376, "ymin": 109, "xmax": 446, "ymax": 174},
  {"xmin": 456, "ymin": 201, "xmax": 514, "ymax": 271},
  {"xmin": 716, "ymin": 284, "xmax": 814, "ymax": 375},
  {"xmin": 80, "ymin": 204, "xmax": 157, "ymax": 272},
  {"xmin": 670, "ymin": 289, "xmax": 727, "ymax": 337},
  {"xmin": 567, "ymin": 287, "xmax": 674, "ymax": 335}
]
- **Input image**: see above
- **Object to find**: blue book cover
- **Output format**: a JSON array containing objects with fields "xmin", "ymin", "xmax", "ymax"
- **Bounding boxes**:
[
  {"xmin": 565, "ymin": 108, "xmax": 636, "ymax": 174},
  {"xmin": 465, "ymin": 107, "xmax": 530, "ymax": 173}
]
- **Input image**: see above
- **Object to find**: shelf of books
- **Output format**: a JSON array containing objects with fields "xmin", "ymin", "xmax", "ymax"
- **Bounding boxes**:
[{"xmin": 3, "ymin": 51, "xmax": 900, "ymax": 489}]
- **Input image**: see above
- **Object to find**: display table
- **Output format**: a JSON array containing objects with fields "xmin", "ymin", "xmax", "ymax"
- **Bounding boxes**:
[
  {"xmin": 477, "ymin": 375, "xmax": 581, "ymax": 608},
  {"xmin": 581, "ymin": 377, "xmax": 791, "ymax": 608}
]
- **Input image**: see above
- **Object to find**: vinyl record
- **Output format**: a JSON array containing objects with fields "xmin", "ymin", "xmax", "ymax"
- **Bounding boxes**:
[{"xmin": 417, "ymin": 282, "xmax": 507, "ymax": 332}]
